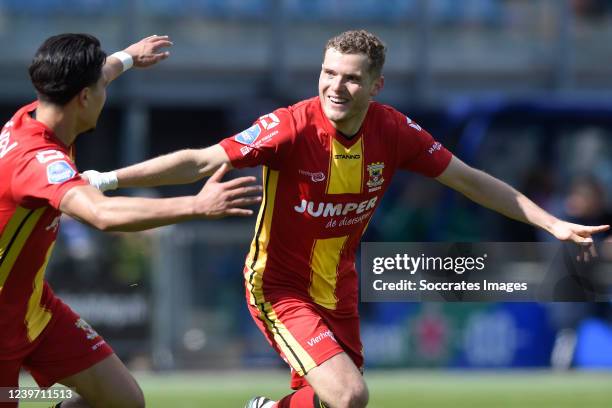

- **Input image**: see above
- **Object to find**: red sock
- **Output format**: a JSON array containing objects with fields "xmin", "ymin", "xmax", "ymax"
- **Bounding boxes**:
[{"xmin": 274, "ymin": 385, "xmax": 326, "ymax": 408}]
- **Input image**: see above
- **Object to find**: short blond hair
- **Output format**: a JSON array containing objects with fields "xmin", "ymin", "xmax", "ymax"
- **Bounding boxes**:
[{"xmin": 325, "ymin": 30, "xmax": 386, "ymax": 76}]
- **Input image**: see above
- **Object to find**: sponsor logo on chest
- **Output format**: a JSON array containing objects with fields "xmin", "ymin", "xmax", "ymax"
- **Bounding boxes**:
[{"xmin": 294, "ymin": 196, "xmax": 378, "ymax": 218}]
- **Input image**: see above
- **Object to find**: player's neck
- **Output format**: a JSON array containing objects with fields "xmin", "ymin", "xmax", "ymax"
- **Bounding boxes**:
[
  {"xmin": 34, "ymin": 102, "xmax": 79, "ymax": 146},
  {"xmin": 330, "ymin": 113, "xmax": 366, "ymax": 138}
]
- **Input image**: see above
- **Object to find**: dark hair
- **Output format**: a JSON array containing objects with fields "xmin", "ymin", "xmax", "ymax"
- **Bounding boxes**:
[
  {"xmin": 29, "ymin": 33, "xmax": 106, "ymax": 106},
  {"xmin": 325, "ymin": 30, "xmax": 386, "ymax": 77}
]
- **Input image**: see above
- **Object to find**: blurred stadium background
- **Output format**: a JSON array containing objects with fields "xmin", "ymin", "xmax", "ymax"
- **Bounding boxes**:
[{"xmin": 2, "ymin": 0, "xmax": 612, "ymax": 406}]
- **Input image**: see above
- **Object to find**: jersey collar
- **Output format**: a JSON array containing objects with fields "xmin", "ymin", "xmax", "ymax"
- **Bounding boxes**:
[
  {"xmin": 20, "ymin": 101, "xmax": 70, "ymax": 149},
  {"xmin": 316, "ymin": 97, "xmax": 371, "ymax": 148}
]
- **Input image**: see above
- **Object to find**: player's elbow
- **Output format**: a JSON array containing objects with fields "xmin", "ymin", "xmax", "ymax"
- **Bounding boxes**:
[
  {"xmin": 89, "ymin": 212, "xmax": 113, "ymax": 232},
  {"xmin": 195, "ymin": 145, "xmax": 231, "ymax": 178},
  {"xmin": 87, "ymin": 206, "xmax": 120, "ymax": 232},
  {"xmin": 180, "ymin": 149, "xmax": 208, "ymax": 180}
]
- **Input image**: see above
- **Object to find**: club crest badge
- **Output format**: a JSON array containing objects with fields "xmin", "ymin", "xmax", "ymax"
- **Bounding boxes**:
[{"xmin": 366, "ymin": 162, "xmax": 385, "ymax": 192}]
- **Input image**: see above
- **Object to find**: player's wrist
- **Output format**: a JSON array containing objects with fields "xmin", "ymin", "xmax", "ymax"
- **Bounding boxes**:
[
  {"xmin": 109, "ymin": 51, "xmax": 134, "ymax": 72},
  {"xmin": 82, "ymin": 170, "xmax": 118, "ymax": 192},
  {"xmin": 544, "ymin": 216, "xmax": 562, "ymax": 233},
  {"xmin": 189, "ymin": 196, "xmax": 202, "ymax": 218}
]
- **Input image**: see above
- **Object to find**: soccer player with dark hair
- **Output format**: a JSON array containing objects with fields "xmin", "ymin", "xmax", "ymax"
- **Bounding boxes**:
[
  {"xmin": 0, "ymin": 34, "xmax": 261, "ymax": 407},
  {"xmin": 86, "ymin": 30, "xmax": 609, "ymax": 408}
]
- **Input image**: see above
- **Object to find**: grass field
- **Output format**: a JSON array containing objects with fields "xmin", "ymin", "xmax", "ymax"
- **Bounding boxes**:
[{"xmin": 20, "ymin": 370, "xmax": 612, "ymax": 407}]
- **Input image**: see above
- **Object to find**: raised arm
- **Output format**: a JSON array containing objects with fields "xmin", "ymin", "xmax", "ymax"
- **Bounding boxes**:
[
  {"xmin": 102, "ymin": 34, "xmax": 173, "ymax": 85},
  {"xmin": 62, "ymin": 163, "xmax": 260, "ymax": 232},
  {"xmin": 436, "ymin": 156, "xmax": 610, "ymax": 244}
]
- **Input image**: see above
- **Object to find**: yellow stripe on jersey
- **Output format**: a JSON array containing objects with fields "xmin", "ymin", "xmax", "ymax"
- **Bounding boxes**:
[
  {"xmin": 0, "ymin": 207, "xmax": 32, "ymax": 288},
  {"xmin": 326, "ymin": 137, "xmax": 363, "ymax": 195},
  {"xmin": 308, "ymin": 235, "xmax": 348, "ymax": 310},
  {"xmin": 0, "ymin": 207, "xmax": 45, "ymax": 290},
  {"xmin": 25, "ymin": 243, "xmax": 54, "ymax": 341},
  {"xmin": 245, "ymin": 166, "xmax": 279, "ymax": 306},
  {"xmin": 258, "ymin": 302, "xmax": 317, "ymax": 376}
]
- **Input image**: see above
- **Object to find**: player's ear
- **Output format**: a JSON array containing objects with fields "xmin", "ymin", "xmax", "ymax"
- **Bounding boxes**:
[
  {"xmin": 370, "ymin": 75, "xmax": 384, "ymax": 97},
  {"xmin": 77, "ymin": 86, "xmax": 90, "ymax": 108}
]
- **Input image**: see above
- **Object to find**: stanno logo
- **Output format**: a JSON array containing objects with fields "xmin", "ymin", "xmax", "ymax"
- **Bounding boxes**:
[{"xmin": 334, "ymin": 154, "xmax": 361, "ymax": 159}]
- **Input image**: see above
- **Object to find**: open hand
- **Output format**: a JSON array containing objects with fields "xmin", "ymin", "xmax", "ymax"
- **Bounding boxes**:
[
  {"xmin": 549, "ymin": 220, "xmax": 610, "ymax": 261},
  {"xmin": 123, "ymin": 35, "xmax": 173, "ymax": 68},
  {"xmin": 195, "ymin": 164, "xmax": 262, "ymax": 219}
]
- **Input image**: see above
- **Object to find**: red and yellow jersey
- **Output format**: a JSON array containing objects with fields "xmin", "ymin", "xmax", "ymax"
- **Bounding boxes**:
[
  {"xmin": 220, "ymin": 97, "xmax": 451, "ymax": 312},
  {"xmin": 0, "ymin": 101, "xmax": 87, "ymax": 358}
]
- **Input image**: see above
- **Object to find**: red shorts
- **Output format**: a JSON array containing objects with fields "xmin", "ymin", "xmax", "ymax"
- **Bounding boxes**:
[
  {"xmin": 0, "ymin": 299, "xmax": 113, "ymax": 406},
  {"xmin": 247, "ymin": 292, "xmax": 363, "ymax": 389}
]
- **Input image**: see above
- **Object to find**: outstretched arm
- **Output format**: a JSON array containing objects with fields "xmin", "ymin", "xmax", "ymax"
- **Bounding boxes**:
[
  {"xmin": 117, "ymin": 144, "xmax": 229, "ymax": 188},
  {"xmin": 62, "ymin": 164, "xmax": 260, "ymax": 232},
  {"xmin": 103, "ymin": 34, "xmax": 173, "ymax": 85},
  {"xmin": 84, "ymin": 144, "xmax": 230, "ymax": 191},
  {"xmin": 436, "ymin": 156, "xmax": 610, "ymax": 244}
]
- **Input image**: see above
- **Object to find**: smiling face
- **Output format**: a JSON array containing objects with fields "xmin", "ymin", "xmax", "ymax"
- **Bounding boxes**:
[{"xmin": 318, "ymin": 48, "xmax": 384, "ymax": 136}]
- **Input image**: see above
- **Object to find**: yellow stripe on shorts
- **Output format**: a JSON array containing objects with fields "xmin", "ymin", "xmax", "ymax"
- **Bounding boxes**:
[{"xmin": 258, "ymin": 302, "xmax": 317, "ymax": 376}]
